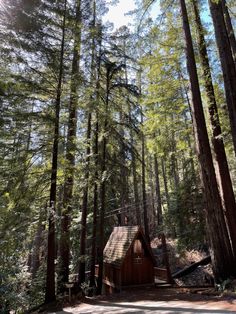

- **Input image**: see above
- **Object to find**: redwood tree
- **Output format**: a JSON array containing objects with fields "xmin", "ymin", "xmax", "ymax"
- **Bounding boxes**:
[
  {"xmin": 222, "ymin": 0, "xmax": 236, "ymax": 65},
  {"xmin": 96, "ymin": 59, "xmax": 111, "ymax": 294},
  {"xmin": 45, "ymin": 0, "xmax": 67, "ymax": 303},
  {"xmin": 141, "ymin": 107, "xmax": 150, "ymax": 243},
  {"xmin": 89, "ymin": 20, "xmax": 102, "ymax": 290},
  {"xmin": 58, "ymin": 0, "xmax": 82, "ymax": 291},
  {"xmin": 180, "ymin": 0, "xmax": 236, "ymax": 281},
  {"xmin": 154, "ymin": 154, "xmax": 162, "ymax": 225},
  {"xmin": 192, "ymin": 0, "xmax": 236, "ymax": 256},
  {"xmin": 208, "ymin": 0, "xmax": 236, "ymax": 155}
]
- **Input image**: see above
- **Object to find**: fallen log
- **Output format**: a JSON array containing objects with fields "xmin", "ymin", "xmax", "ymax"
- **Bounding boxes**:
[{"xmin": 172, "ymin": 255, "xmax": 211, "ymax": 279}]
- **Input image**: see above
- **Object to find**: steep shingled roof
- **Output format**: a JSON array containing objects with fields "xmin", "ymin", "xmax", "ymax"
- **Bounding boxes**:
[{"xmin": 103, "ymin": 226, "xmax": 155, "ymax": 267}]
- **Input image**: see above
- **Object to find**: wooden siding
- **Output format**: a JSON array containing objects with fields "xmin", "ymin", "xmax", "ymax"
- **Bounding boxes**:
[{"xmin": 121, "ymin": 243, "xmax": 154, "ymax": 285}]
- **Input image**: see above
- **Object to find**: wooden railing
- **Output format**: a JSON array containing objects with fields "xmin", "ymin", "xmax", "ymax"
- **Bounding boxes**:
[{"xmin": 154, "ymin": 267, "xmax": 168, "ymax": 281}]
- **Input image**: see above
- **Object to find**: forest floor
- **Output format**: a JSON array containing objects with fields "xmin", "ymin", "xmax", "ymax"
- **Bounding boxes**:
[
  {"xmin": 40, "ymin": 239, "xmax": 236, "ymax": 313},
  {"xmin": 151, "ymin": 238, "xmax": 214, "ymax": 286},
  {"xmin": 48, "ymin": 286, "xmax": 236, "ymax": 313}
]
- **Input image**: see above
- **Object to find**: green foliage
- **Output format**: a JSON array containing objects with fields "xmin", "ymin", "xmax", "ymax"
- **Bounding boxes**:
[
  {"xmin": 0, "ymin": 0, "xmax": 235, "ymax": 308},
  {"xmin": 0, "ymin": 259, "xmax": 31, "ymax": 313},
  {"xmin": 28, "ymin": 263, "xmax": 46, "ymax": 309},
  {"xmin": 173, "ymin": 175, "xmax": 205, "ymax": 248},
  {"xmin": 139, "ymin": 1, "xmax": 207, "ymax": 249}
]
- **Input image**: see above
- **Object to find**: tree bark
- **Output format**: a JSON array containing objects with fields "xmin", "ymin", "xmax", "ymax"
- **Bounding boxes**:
[
  {"xmin": 89, "ymin": 118, "xmax": 99, "ymax": 289},
  {"xmin": 161, "ymin": 157, "xmax": 170, "ymax": 211},
  {"xmin": 30, "ymin": 207, "xmax": 46, "ymax": 278},
  {"xmin": 45, "ymin": 0, "xmax": 67, "ymax": 303},
  {"xmin": 58, "ymin": 0, "xmax": 81, "ymax": 292},
  {"xmin": 96, "ymin": 61, "xmax": 111, "ymax": 295},
  {"xmin": 119, "ymin": 110, "xmax": 128, "ymax": 225},
  {"xmin": 154, "ymin": 155, "xmax": 162, "ymax": 225},
  {"xmin": 170, "ymin": 124, "xmax": 179, "ymax": 191},
  {"xmin": 180, "ymin": 0, "xmax": 236, "ymax": 281},
  {"xmin": 96, "ymin": 129, "xmax": 107, "ymax": 294},
  {"xmin": 148, "ymin": 156, "xmax": 156, "ymax": 228},
  {"xmin": 222, "ymin": 0, "xmax": 236, "ymax": 66},
  {"xmin": 129, "ymin": 99, "xmax": 141, "ymax": 226},
  {"xmin": 118, "ymin": 39, "xmax": 131, "ymax": 226},
  {"xmin": 78, "ymin": 112, "xmax": 91, "ymax": 284},
  {"xmin": 209, "ymin": 0, "xmax": 236, "ymax": 156},
  {"xmin": 78, "ymin": 5, "xmax": 99, "ymax": 283},
  {"xmin": 89, "ymin": 15, "xmax": 101, "ymax": 289},
  {"xmin": 131, "ymin": 144, "xmax": 142, "ymax": 226},
  {"xmin": 192, "ymin": 0, "xmax": 236, "ymax": 259},
  {"xmin": 141, "ymin": 108, "xmax": 150, "ymax": 243}
]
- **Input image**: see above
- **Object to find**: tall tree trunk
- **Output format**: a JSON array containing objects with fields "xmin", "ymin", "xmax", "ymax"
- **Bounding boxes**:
[
  {"xmin": 129, "ymin": 97, "xmax": 141, "ymax": 226},
  {"xmin": 96, "ymin": 122, "xmax": 107, "ymax": 295},
  {"xmin": 209, "ymin": 0, "xmax": 236, "ymax": 156},
  {"xmin": 96, "ymin": 62, "xmax": 110, "ymax": 295},
  {"xmin": 118, "ymin": 39, "xmax": 130, "ymax": 226},
  {"xmin": 89, "ymin": 118, "xmax": 99, "ymax": 289},
  {"xmin": 154, "ymin": 155, "xmax": 162, "ymax": 225},
  {"xmin": 58, "ymin": 0, "xmax": 81, "ymax": 291},
  {"xmin": 78, "ymin": 5, "xmax": 99, "ymax": 283},
  {"xmin": 170, "ymin": 125, "xmax": 179, "ymax": 191},
  {"xmin": 161, "ymin": 157, "xmax": 170, "ymax": 211},
  {"xmin": 148, "ymin": 156, "xmax": 156, "ymax": 224},
  {"xmin": 78, "ymin": 112, "xmax": 91, "ymax": 284},
  {"xmin": 30, "ymin": 207, "xmax": 46, "ymax": 278},
  {"xmin": 89, "ymin": 14, "xmax": 101, "ymax": 288},
  {"xmin": 178, "ymin": 70, "xmax": 196, "ymax": 177},
  {"xmin": 131, "ymin": 144, "xmax": 141, "ymax": 226},
  {"xmin": 45, "ymin": 0, "xmax": 67, "ymax": 303},
  {"xmin": 183, "ymin": 111, "xmax": 195, "ymax": 176},
  {"xmin": 119, "ymin": 110, "xmax": 128, "ymax": 225},
  {"xmin": 180, "ymin": 0, "xmax": 236, "ymax": 281},
  {"xmin": 192, "ymin": 0, "xmax": 236, "ymax": 259},
  {"xmin": 222, "ymin": 0, "xmax": 236, "ymax": 66},
  {"xmin": 141, "ymin": 108, "xmax": 150, "ymax": 242}
]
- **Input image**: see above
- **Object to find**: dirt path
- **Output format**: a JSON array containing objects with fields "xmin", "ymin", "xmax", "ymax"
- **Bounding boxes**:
[{"xmin": 51, "ymin": 287, "xmax": 236, "ymax": 314}]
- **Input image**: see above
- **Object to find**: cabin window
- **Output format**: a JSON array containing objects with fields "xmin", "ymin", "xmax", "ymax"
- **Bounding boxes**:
[{"xmin": 133, "ymin": 239, "xmax": 144, "ymax": 257}]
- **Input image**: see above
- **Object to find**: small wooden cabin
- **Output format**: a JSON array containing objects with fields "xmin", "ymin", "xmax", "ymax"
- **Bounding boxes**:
[{"xmin": 103, "ymin": 226, "xmax": 156, "ymax": 292}]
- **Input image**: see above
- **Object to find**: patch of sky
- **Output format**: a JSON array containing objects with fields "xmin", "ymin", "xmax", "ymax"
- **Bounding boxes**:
[{"xmin": 104, "ymin": 0, "xmax": 160, "ymax": 30}]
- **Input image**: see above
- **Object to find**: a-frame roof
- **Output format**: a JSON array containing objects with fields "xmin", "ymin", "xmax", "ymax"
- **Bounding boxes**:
[{"xmin": 103, "ymin": 226, "xmax": 156, "ymax": 268}]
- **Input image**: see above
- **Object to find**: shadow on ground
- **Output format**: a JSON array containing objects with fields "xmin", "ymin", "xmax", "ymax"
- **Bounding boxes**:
[
  {"xmin": 50, "ymin": 287, "xmax": 236, "ymax": 314},
  {"xmin": 87, "ymin": 300, "xmax": 236, "ymax": 313}
]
